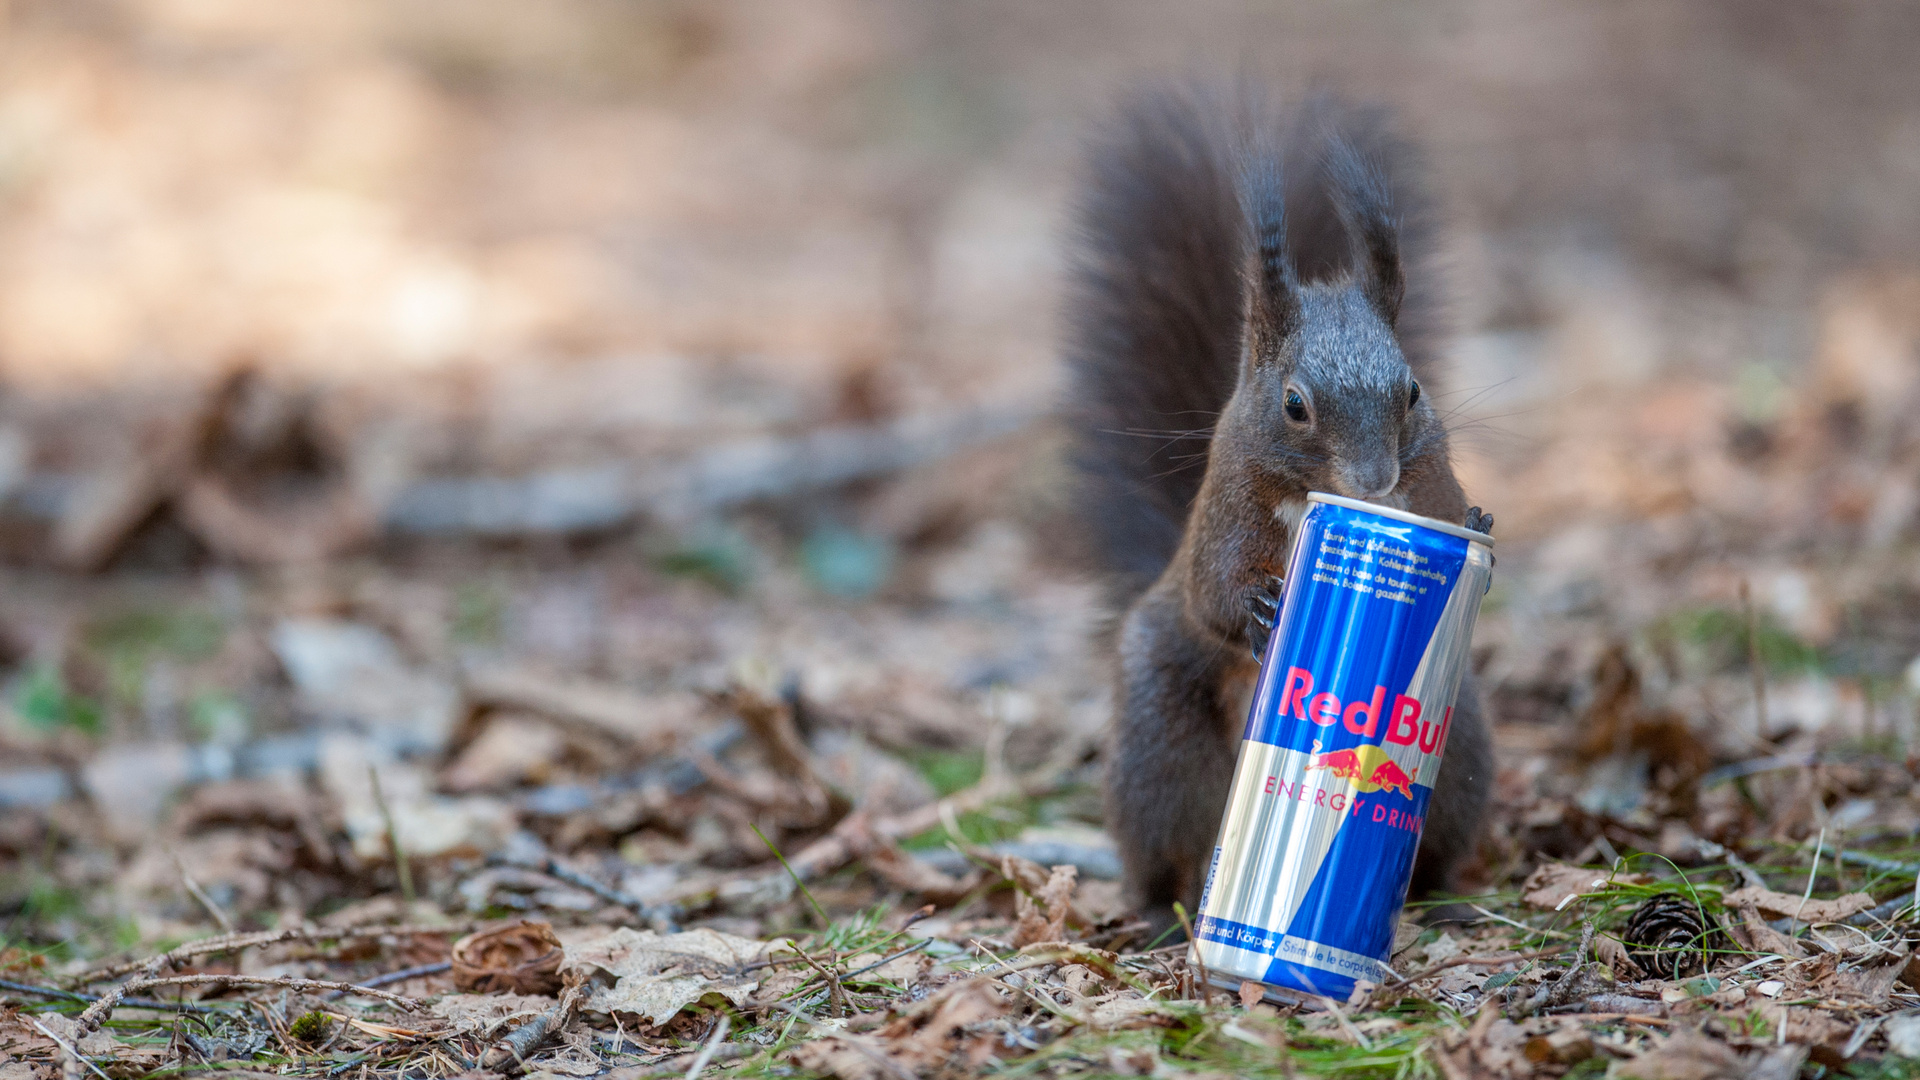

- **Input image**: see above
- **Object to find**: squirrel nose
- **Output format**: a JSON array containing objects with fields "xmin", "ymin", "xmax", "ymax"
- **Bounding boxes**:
[{"xmin": 1336, "ymin": 459, "xmax": 1400, "ymax": 500}]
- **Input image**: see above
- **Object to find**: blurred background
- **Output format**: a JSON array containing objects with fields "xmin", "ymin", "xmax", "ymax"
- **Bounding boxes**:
[{"xmin": 2, "ymin": 0, "xmax": 1919, "ymax": 946}]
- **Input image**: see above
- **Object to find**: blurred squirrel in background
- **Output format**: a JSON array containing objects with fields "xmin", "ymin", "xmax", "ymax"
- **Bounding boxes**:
[{"xmin": 1064, "ymin": 87, "xmax": 1495, "ymax": 933}]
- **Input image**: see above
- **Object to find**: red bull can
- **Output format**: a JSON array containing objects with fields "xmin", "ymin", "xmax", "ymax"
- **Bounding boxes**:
[{"xmin": 1192, "ymin": 492, "xmax": 1493, "ymax": 1000}]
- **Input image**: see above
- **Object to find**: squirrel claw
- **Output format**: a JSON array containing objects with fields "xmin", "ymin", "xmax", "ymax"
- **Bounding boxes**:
[
  {"xmin": 1245, "ymin": 576, "xmax": 1287, "ymax": 663},
  {"xmin": 1464, "ymin": 506, "xmax": 1495, "ymax": 535}
]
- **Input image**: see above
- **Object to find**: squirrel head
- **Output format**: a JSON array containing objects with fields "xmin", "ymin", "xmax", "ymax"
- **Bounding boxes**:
[{"xmin": 1220, "ymin": 135, "xmax": 1442, "ymax": 503}]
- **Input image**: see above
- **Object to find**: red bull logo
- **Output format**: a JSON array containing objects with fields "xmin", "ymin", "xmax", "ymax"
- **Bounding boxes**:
[
  {"xmin": 1278, "ymin": 667, "xmax": 1452, "ymax": 753},
  {"xmin": 1305, "ymin": 740, "xmax": 1419, "ymax": 798}
]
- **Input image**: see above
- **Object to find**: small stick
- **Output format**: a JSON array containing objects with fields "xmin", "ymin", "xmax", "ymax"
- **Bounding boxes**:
[
  {"xmin": 116, "ymin": 974, "xmax": 422, "ymax": 1010},
  {"xmin": 1172, "ymin": 902, "xmax": 1209, "ymax": 1005},
  {"xmin": 1791, "ymin": 827, "xmax": 1826, "ymax": 937},
  {"xmin": 482, "ymin": 986, "xmax": 581, "ymax": 1071},
  {"xmin": 1741, "ymin": 579, "xmax": 1768, "ymax": 739},
  {"xmin": 1319, "ymin": 997, "xmax": 1371, "ymax": 1050},
  {"xmin": 321, "ymin": 960, "xmax": 453, "ymax": 1001},
  {"xmin": 794, "ymin": 948, "xmax": 848, "ymax": 1018},
  {"xmin": 368, "ymin": 765, "xmax": 415, "ymax": 905},
  {"xmin": 1380, "ymin": 946, "xmax": 1568, "ymax": 990},
  {"xmin": 842, "ymin": 938, "xmax": 933, "ymax": 981},
  {"xmin": 79, "ymin": 921, "xmax": 482, "ymax": 983},
  {"xmin": 0, "ymin": 977, "xmax": 217, "ymax": 1013},
  {"xmin": 1538, "ymin": 1008, "xmax": 1670, "ymax": 1025},
  {"xmin": 489, "ymin": 853, "xmax": 678, "ymax": 932},
  {"xmin": 683, "ymin": 1015, "xmax": 731, "ymax": 1080},
  {"xmin": 73, "ymin": 954, "xmax": 173, "ymax": 1038},
  {"xmin": 172, "ymin": 848, "xmax": 234, "ymax": 935}
]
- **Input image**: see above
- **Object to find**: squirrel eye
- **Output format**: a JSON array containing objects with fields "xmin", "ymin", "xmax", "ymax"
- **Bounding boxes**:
[
  {"xmin": 1284, "ymin": 389, "xmax": 1308, "ymax": 423},
  {"xmin": 1407, "ymin": 380, "xmax": 1422, "ymax": 411}
]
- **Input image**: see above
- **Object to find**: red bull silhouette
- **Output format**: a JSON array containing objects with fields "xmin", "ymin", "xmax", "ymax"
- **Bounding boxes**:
[
  {"xmin": 1304, "ymin": 740, "xmax": 1419, "ymax": 797},
  {"xmin": 1304, "ymin": 742, "xmax": 1363, "ymax": 782},
  {"xmin": 1367, "ymin": 758, "xmax": 1418, "ymax": 800}
]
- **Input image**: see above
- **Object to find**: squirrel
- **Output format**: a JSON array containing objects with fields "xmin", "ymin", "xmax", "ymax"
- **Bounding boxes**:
[{"xmin": 1063, "ymin": 88, "xmax": 1496, "ymax": 932}]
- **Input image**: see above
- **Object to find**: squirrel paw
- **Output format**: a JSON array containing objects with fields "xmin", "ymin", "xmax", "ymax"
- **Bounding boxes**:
[
  {"xmin": 1464, "ymin": 506, "xmax": 1495, "ymax": 535},
  {"xmin": 1245, "ymin": 575, "xmax": 1286, "ymax": 663}
]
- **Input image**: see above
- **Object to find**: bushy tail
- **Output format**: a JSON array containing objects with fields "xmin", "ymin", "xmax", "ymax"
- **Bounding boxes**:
[{"xmin": 1061, "ymin": 86, "xmax": 1443, "ymax": 595}]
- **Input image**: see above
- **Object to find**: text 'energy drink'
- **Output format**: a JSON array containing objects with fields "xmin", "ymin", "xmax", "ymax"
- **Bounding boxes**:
[{"xmin": 1192, "ymin": 492, "xmax": 1494, "ymax": 1000}]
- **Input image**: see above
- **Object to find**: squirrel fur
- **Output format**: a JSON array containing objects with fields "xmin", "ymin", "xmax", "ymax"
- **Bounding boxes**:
[{"xmin": 1063, "ymin": 87, "xmax": 1494, "ymax": 931}]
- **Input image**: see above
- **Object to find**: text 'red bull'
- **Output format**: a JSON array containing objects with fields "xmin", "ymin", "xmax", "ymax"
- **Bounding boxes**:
[{"xmin": 1276, "ymin": 667, "xmax": 1451, "ymax": 753}]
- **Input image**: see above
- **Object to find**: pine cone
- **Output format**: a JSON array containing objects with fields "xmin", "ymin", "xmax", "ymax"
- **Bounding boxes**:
[{"xmin": 1622, "ymin": 893, "xmax": 1717, "ymax": 979}]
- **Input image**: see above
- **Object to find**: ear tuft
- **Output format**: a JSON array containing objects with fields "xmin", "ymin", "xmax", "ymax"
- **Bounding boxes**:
[
  {"xmin": 1323, "ymin": 133, "xmax": 1404, "ymax": 325},
  {"xmin": 1239, "ymin": 154, "xmax": 1300, "ymax": 349}
]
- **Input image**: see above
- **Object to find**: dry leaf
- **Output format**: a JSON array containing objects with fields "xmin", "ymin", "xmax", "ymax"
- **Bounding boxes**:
[
  {"xmin": 1086, "ymin": 994, "xmax": 1183, "ymax": 1030},
  {"xmin": 32, "ymin": 1014, "xmax": 122, "ymax": 1057},
  {"xmin": 1011, "ymin": 862, "xmax": 1077, "ymax": 947},
  {"xmin": 1734, "ymin": 903, "xmax": 1802, "ymax": 958},
  {"xmin": 1722, "ymin": 886, "xmax": 1875, "ymax": 923},
  {"xmin": 560, "ymin": 926, "xmax": 779, "ymax": 1027},
  {"xmin": 430, "ymin": 993, "xmax": 557, "ymax": 1035},
  {"xmin": 452, "ymin": 920, "xmax": 565, "ymax": 995},
  {"xmin": 1816, "ymin": 960, "xmax": 1902, "ymax": 1005},
  {"xmin": 1520, "ymin": 862, "xmax": 1649, "ymax": 910},
  {"xmin": 789, "ymin": 978, "xmax": 1010, "ymax": 1080},
  {"xmin": 1593, "ymin": 934, "xmax": 1644, "ymax": 979}
]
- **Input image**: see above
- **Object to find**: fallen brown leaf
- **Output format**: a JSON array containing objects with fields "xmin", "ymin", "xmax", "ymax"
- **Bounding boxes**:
[
  {"xmin": 1520, "ymin": 862, "xmax": 1650, "ymax": 910},
  {"xmin": 1010, "ymin": 861, "xmax": 1076, "ymax": 947},
  {"xmin": 561, "ymin": 926, "xmax": 779, "ymax": 1027},
  {"xmin": 1722, "ymin": 886, "xmax": 1875, "ymax": 923},
  {"xmin": 789, "ymin": 978, "xmax": 1011, "ymax": 1079},
  {"xmin": 451, "ymin": 920, "xmax": 565, "ymax": 995}
]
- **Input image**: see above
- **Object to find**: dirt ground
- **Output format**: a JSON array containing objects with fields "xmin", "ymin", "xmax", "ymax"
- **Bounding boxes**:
[{"xmin": 3, "ymin": 2, "xmax": 1920, "ymax": 1078}]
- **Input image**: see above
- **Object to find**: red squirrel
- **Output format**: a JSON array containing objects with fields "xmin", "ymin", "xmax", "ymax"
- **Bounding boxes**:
[{"xmin": 1063, "ymin": 88, "xmax": 1494, "ymax": 931}]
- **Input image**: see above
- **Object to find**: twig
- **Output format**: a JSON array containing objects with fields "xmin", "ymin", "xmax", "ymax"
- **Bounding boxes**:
[
  {"xmin": 1509, "ymin": 923, "xmax": 1596, "ymax": 1018},
  {"xmin": 1791, "ymin": 827, "xmax": 1826, "ymax": 936},
  {"xmin": 793, "ymin": 947, "xmax": 849, "ymax": 1018},
  {"xmin": 171, "ymin": 848, "xmax": 234, "ymax": 935},
  {"xmin": 1468, "ymin": 904, "xmax": 1579, "ymax": 940},
  {"xmin": 116, "ymin": 974, "xmax": 422, "ymax": 1010},
  {"xmin": 842, "ymin": 939, "xmax": 933, "ymax": 981},
  {"xmin": 683, "ymin": 1015, "xmax": 732, "ymax": 1080},
  {"xmin": 482, "ymin": 985, "xmax": 581, "ymax": 1072},
  {"xmin": 80, "ymin": 921, "xmax": 483, "ymax": 983},
  {"xmin": 490, "ymin": 853, "xmax": 678, "ymax": 932},
  {"xmin": 780, "ymin": 765, "xmax": 1067, "ymax": 884},
  {"xmin": 73, "ymin": 954, "xmax": 173, "ymax": 1038},
  {"xmin": 1380, "ymin": 946, "xmax": 1569, "ymax": 990},
  {"xmin": 1741, "ymin": 579, "xmax": 1768, "ymax": 739},
  {"xmin": 1172, "ymin": 902, "xmax": 1209, "ymax": 1004},
  {"xmin": 29, "ymin": 1017, "xmax": 113, "ymax": 1080},
  {"xmin": 368, "ymin": 765, "xmax": 415, "ymax": 905},
  {"xmin": 0, "ymin": 977, "xmax": 218, "ymax": 1013},
  {"xmin": 1538, "ymin": 1006, "xmax": 1670, "ymax": 1024},
  {"xmin": 1319, "ymin": 998, "xmax": 1371, "ymax": 1050},
  {"xmin": 321, "ymin": 960, "xmax": 453, "ymax": 1001}
]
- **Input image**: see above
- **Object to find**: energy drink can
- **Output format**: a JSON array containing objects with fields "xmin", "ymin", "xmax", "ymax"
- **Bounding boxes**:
[{"xmin": 1191, "ymin": 492, "xmax": 1494, "ymax": 1001}]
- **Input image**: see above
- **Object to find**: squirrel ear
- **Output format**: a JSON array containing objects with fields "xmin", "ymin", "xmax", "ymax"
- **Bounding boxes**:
[
  {"xmin": 1240, "ymin": 157, "xmax": 1301, "ymax": 354},
  {"xmin": 1324, "ymin": 134, "xmax": 1404, "ymax": 326}
]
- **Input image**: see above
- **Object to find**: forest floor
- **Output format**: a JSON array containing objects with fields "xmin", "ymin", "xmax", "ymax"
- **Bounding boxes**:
[{"xmin": 6, "ymin": 3, "xmax": 1920, "ymax": 1078}]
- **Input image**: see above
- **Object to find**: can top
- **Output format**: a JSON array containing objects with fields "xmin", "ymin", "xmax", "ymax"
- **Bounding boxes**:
[{"xmin": 1306, "ymin": 492, "xmax": 1495, "ymax": 547}]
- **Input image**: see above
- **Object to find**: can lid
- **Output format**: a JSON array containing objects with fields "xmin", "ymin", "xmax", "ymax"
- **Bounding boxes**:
[{"xmin": 1306, "ymin": 492, "xmax": 1495, "ymax": 547}]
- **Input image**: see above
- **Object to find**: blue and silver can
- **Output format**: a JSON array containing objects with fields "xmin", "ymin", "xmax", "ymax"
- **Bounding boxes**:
[{"xmin": 1191, "ymin": 492, "xmax": 1494, "ymax": 1000}]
